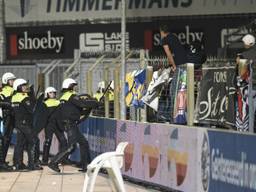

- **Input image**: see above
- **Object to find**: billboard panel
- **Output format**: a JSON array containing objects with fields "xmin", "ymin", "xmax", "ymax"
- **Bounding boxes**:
[
  {"xmin": 197, "ymin": 66, "xmax": 237, "ymax": 127},
  {"xmin": 5, "ymin": 0, "xmax": 256, "ymax": 23},
  {"xmin": 116, "ymin": 121, "xmax": 198, "ymax": 191},
  {"xmin": 5, "ymin": 17, "xmax": 253, "ymax": 60},
  {"xmin": 72, "ymin": 117, "xmax": 256, "ymax": 191},
  {"xmin": 198, "ymin": 129, "xmax": 256, "ymax": 192}
]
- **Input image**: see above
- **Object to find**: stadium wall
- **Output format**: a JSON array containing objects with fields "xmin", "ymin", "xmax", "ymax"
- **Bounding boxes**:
[{"xmin": 39, "ymin": 116, "xmax": 256, "ymax": 191}]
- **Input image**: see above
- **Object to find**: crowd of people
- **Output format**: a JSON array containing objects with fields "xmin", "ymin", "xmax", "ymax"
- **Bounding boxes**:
[{"xmin": 0, "ymin": 74, "xmax": 102, "ymax": 172}]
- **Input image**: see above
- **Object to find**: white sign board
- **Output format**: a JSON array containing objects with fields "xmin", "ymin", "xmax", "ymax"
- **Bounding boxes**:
[{"xmin": 5, "ymin": 0, "xmax": 256, "ymax": 23}]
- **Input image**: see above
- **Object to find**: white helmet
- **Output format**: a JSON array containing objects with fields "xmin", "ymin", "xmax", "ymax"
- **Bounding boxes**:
[
  {"xmin": 13, "ymin": 78, "xmax": 27, "ymax": 91},
  {"xmin": 110, "ymin": 80, "xmax": 114, "ymax": 90},
  {"xmin": 62, "ymin": 78, "xmax": 77, "ymax": 89},
  {"xmin": 242, "ymin": 34, "xmax": 255, "ymax": 46},
  {"xmin": 2, "ymin": 72, "xmax": 16, "ymax": 84},
  {"xmin": 44, "ymin": 86, "xmax": 57, "ymax": 98},
  {"xmin": 98, "ymin": 81, "xmax": 105, "ymax": 89}
]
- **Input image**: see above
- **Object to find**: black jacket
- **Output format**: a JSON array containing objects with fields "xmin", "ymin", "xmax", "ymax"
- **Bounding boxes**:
[{"xmin": 59, "ymin": 91, "xmax": 99, "ymax": 122}]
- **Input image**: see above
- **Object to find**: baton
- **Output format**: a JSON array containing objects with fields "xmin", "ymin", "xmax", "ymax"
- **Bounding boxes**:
[
  {"xmin": 99, "ymin": 81, "xmax": 113, "ymax": 102},
  {"xmin": 35, "ymin": 85, "xmax": 41, "ymax": 98}
]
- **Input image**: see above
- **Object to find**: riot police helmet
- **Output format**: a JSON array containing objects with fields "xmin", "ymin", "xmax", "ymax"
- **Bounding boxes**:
[
  {"xmin": 45, "ymin": 86, "xmax": 57, "ymax": 98},
  {"xmin": 62, "ymin": 78, "xmax": 77, "ymax": 90},
  {"xmin": 13, "ymin": 78, "xmax": 27, "ymax": 92},
  {"xmin": 2, "ymin": 72, "xmax": 16, "ymax": 85}
]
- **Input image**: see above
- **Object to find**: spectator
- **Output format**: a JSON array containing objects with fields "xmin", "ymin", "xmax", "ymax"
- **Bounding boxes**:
[
  {"xmin": 236, "ymin": 34, "xmax": 256, "ymax": 132},
  {"xmin": 236, "ymin": 34, "xmax": 256, "ymax": 64},
  {"xmin": 159, "ymin": 24, "xmax": 187, "ymax": 71}
]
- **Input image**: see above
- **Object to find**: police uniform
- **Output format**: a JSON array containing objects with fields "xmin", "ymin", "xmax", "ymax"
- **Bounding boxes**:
[
  {"xmin": 48, "ymin": 90, "xmax": 99, "ymax": 172},
  {"xmin": 39, "ymin": 98, "xmax": 68, "ymax": 165},
  {"xmin": 0, "ymin": 85, "xmax": 15, "ymax": 162},
  {"xmin": 11, "ymin": 92, "xmax": 41, "ymax": 170},
  {"xmin": 0, "ymin": 94, "xmax": 13, "ymax": 170}
]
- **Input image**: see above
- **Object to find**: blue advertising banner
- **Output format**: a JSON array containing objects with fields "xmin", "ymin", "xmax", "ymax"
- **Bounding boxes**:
[
  {"xmin": 63, "ymin": 117, "xmax": 256, "ymax": 191},
  {"xmin": 206, "ymin": 130, "xmax": 256, "ymax": 192},
  {"xmin": 70, "ymin": 117, "xmax": 116, "ymax": 161}
]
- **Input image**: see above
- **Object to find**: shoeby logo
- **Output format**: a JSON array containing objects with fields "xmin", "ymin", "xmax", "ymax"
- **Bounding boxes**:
[
  {"xmin": 144, "ymin": 25, "xmax": 204, "ymax": 50},
  {"xmin": 9, "ymin": 31, "xmax": 64, "ymax": 57},
  {"xmin": 79, "ymin": 32, "xmax": 130, "ymax": 52}
]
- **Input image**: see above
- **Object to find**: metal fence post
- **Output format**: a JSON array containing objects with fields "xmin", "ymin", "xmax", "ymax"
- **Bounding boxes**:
[
  {"xmin": 114, "ymin": 67, "xmax": 120, "ymax": 119},
  {"xmin": 187, "ymin": 63, "xmax": 194, "ymax": 126},
  {"xmin": 86, "ymin": 71, "xmax": 92, "ymax": 96},
  {"xmin": 104, "ymin": 66, "xmax": 110, "ymax": 118},
  {"xmin": 139, "ymin": 49, "xmax": 146, "ymax": 122}
]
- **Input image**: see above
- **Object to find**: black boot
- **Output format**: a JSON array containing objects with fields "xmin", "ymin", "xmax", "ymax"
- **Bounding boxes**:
[
  {"xmin": 48, "ymin": 162, "xmax": 60, "ymax": 172},
  {"xmin": 28, "ymin": 164, "xmax": 43, "ymax": 171},
  {"xmin": 77, "ymin": 162, "xmax": 88, "ymax": 172},
  {"xmin": 34, "ymin": 138, "xmax": 41, "ymax": 165},
  {"xmin": 42, "ymin": 140, "xmax": 51, "ymax": 165},
  {"xmin": 12, "ymin": 163, "xmax": 28, "ymax": 171},
  {"xmin": 0, "ymin": 162, "xmax": 14, "ymax": 171},
  {"xmin": 27, "ymin": 140, "xmax": 43, "ymax": 171},
  {"xmin": 78, "ymin": 167, "xmax": 87, "ymax": 172},
  {"xmin": 0, "ymin": 136, "xmax": 9, "ymax": 171}
]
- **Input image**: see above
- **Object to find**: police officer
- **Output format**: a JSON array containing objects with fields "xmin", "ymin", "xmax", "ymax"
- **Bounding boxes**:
[
  {"xmin": 11, "ymin": 78, "xmax": 43, "ymax": 170},
  {"xmin": 93, "ymin": 81, "xmax": 105, "ymax": 101},
  {"xmin": 0, "ymin": 95, "xmax": 13, "ymax": 171},
  {"xmin": 0, "ymin": 72, "xmax": 16, "ymax": 163},
  {"xmin": 48, "ymin": 78, "xmax": 99, "ymax": 172},
  {"xmin": 37, "ymin": 87, "xmax": 68, "ymax": 165}
]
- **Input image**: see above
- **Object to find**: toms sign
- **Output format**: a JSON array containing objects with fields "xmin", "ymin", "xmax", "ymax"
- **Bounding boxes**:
[
  {"xmin": 9, "ymin": 30, "xmax": 64, "ymax": 57},
  {"xmin": 79, "ymin": 32, "xmax": 130, "ymax": 52}
]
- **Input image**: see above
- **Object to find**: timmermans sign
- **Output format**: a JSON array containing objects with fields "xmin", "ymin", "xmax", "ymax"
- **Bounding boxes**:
[{"xmin": 5, "ymin": 0, "xmax": 256, "ymax": 23}]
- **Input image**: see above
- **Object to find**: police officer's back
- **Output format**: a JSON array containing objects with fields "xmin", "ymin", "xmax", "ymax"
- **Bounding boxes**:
[
  {"xmin": 11, "ymin": 78, "xmax": 42, "ymax": 170},
  {"xmin": 48, "ymin": 78, "xmax": 99, "ymax": 173}
]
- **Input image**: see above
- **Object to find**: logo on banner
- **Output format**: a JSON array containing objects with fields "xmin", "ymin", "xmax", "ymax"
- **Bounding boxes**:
[
  {"xmin": 197, "ymin": 67, "xmax": 236, "ymax": 125},
  {"xmin": 168, "ymin": 128, "xmax": 188, "ymax": 186},
  {"xmin": 201, "ymin": 132, "xmax": 210, "ymax": 192},
  {"xmin": 119, "ymin": 123, "xmax": 134, "ymax": 172},
  {"xmin": 9, "ymin": 31, "xmax": 64, "ymax": 57},
  {"xmin": 210, "ymin": 133, "xmax": 256, "ymax": 190},
  {"xmin": 144, "ymin": 25, "xmax": 204, "ymax": 50},
  {"xmin": 141, "ymin": 125, "xmax": 160, "ymax": 178},
  {"xmin": 79, "ymin": 32, "xmax": 130, "ymax": 52}
]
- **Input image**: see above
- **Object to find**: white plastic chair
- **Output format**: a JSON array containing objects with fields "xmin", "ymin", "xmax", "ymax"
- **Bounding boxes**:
[{"xmin": 82, "ymin": 142, "xmax": 129, "ymax": 192}]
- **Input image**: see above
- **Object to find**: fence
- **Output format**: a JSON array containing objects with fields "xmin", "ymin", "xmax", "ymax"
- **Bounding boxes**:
[{"xmin": 1, "ymin": 53, "xmax": 255, "ymax": 132}]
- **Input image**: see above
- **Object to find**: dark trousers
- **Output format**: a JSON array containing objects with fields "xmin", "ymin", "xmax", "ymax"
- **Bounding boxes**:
[
  {"xmin": 42, "ymin": 120, "xmax": 67, "ymax": 163},
  {"xmin": 3, "ymin": 114, "xmax": 14, "ymax": 161},
  {"xmin": 50, "ymin": 121, "xmax": 90, "ymax": 168},
  {"xmin": 14, "ymin": 123, "xmax": 37, "ymax": 167},
  {"xmin": 45, "ymin": 120, "xmax": 67, "ymax": 151},
  {"xmin": 0, "ymin": 134, "xmax": 5, "ymax": 164}
]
